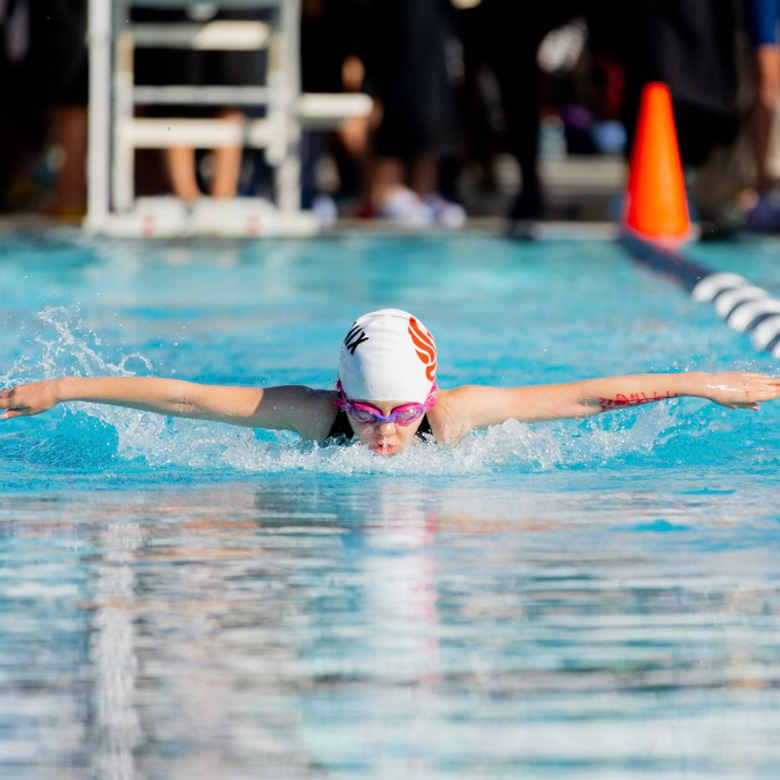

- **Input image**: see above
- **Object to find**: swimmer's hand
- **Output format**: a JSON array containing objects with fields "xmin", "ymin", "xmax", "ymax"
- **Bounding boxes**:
[
  {"xmin": 0, "ymin": 380, "xmax": 61, "ymax": 419},
  {"xmin": 698, "ymin": 371, "xmax": 780, "ymax": 410}
]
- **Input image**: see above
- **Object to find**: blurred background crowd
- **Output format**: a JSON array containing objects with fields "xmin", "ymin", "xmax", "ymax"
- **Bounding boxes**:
[{"xmin": 1, "ymin": 0, "xmax": 780, "ymax": 234}]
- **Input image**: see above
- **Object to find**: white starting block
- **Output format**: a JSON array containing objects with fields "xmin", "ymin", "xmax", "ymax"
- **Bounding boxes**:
[{"xmin": 101, "ymin": 196, "xmax": 318, "ymax": 238}]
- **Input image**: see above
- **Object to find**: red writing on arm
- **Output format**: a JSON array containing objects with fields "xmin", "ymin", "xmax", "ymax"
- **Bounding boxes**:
[{"xmin": 597, "ymin": 391, "xmax": 679, "ymax": 413}]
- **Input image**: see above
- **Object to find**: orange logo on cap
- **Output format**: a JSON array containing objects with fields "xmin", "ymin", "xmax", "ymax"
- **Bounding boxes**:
[{"xmin": 408, "ymin": 317, "xmax": 437, "ymax": 382}]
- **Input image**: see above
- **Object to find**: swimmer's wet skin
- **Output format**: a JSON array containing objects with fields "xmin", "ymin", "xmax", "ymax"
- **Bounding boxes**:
[{"xmin": 1, "ymin": 309, "xmax": 780, "ymax": 457}]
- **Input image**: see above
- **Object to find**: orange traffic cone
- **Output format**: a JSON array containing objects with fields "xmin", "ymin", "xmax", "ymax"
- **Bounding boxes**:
[{"xmin": 623, "ymin": 82, "xmax": 690, "ymax": 244}]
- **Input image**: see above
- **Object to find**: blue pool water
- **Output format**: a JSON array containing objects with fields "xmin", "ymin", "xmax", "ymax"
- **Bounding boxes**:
[{"xmin": 2, "ymin": 231, "xmax": 780, "ymax": 778}]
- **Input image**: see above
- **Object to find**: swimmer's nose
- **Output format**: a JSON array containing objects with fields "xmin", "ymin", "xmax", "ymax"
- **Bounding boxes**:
[{"xmin": 377, "ymin": 420, "xmax": 397, "ymax": 434}]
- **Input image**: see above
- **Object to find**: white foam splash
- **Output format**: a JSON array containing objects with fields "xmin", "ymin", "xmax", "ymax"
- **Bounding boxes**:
[{"xmin": 80, "ymin": 407, "xmax": 685, "ymax": 477}]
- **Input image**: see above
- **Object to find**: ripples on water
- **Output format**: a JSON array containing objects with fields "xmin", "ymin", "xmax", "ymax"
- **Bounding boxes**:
[
  {"xmin": 3, "ymin": 477, "xmax": 780, "ymax": 779},
  {"xmin": 2, "ymin": 254, "xmax": 780, "ymax": 778}
]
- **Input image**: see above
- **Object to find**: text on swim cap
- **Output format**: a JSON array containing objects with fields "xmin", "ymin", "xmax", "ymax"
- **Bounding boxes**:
[{"xmin": 344, "ymin": 324, "xmax": 369, "ymax": 355}]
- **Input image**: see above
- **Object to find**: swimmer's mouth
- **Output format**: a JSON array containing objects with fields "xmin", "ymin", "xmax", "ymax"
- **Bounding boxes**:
[{"xmin": 372, "ymin": 441, "xmax": 399, "ymax": 456}]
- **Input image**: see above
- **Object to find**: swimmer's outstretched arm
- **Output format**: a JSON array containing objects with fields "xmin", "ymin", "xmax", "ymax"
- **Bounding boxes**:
[
  {"xmin": 0, "ymin": 377, "xmax": 335, "ymax": 439},
  {"xmin": 444, "ymin": 371, "xmax": 780, "ymax": 432}
]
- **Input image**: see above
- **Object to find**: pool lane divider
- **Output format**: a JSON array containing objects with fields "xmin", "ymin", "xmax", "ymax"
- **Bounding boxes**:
[
  {"xmin": 618, "ymin": 81, "xmax": 780, "ymax": 359},
  {"xmin": 618, "ymin": 230, "xmax": 780, "ymax": 359}
]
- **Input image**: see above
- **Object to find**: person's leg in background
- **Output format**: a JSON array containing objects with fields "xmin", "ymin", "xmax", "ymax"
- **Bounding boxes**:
[
  {"xmin": 471, "ymin": 0, "xmax": 583, "ymax": 233},
  {"xmin": 299, "ymin": 0, "xmax": 372, "ymax": 219},
  {"xmin": 753, "ymin": 44, "xmax": 780, "ymax": 193},
  {"xmin": 739, "ymin": 0, "xmax": 780, "ymax": 230},
  {"xmin": 209, "ymin": 108, "xmax": 244, "ymax": 199},
  {"xmin": 744, "ymin": 0, "xmax": 780, "ymax": 195},
  {"xmin": 50, "ymin": 103, "xmax": 88, "ymax": 215},
  {"xmin": 165, "ymin": 147, "xmax": 201, "ymax": 202},
  {"xmin": 34, "ymin": 0, "xmax": 89, "ymax": 217},
  {"xmin": 363, "ymin": 0, "xmax": 465, "ymax": 227}
]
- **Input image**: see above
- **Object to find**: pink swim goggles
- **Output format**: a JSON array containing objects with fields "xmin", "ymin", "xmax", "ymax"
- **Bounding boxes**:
[{"xmin": 335, "ymin": 380, "xmax": 437, "ymax": 425}]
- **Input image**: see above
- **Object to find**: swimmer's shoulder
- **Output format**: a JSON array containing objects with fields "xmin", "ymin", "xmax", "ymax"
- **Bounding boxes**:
[
  {"xmin": 297, "ymin": 387, "xmax": 339, "ymax": 443},
  {"xmin": 430, "ymin": 385, "xmax": 516, "ymax": 443},
  {"xmin": 428, "ymin": 386, "xmax": 475, "ymax": 444},
  {"xmin": 258, "ymin": 385, "xmax": 338, "ymax": 442},
  {"xmin": 307, "ymin": 389, "xmax": 340, "ymax": 443}
]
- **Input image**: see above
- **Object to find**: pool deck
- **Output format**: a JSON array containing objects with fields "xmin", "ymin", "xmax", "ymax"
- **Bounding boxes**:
[{"xmin": 0, "ymin": 154, "xmax": 627, "ymax": 240}]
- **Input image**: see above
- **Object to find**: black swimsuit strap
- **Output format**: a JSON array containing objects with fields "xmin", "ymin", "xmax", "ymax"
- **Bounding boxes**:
[
  {"xmin": 325, "ymin": 408, "xmax": 355, "ymax": 442},
  {"xmin": 325, "ymin": 410, "xmax": 433, "ymax": 444}
]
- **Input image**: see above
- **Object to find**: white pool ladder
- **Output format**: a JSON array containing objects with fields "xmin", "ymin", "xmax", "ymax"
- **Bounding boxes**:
[{"xmin": 86, "ymin": 0, "xmax": 371, "ymax": 237}]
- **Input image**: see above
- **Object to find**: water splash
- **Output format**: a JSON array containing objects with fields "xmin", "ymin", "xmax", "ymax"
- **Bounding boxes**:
[
  {"xmin": 2, "ymin": 305, "xmax": 152, "ymax": 386},
  {"xmin": 0, "ymin": 307, "xmax": 710, "ymax": 482},
  {"xmin": 66, "ymin": 408, "xmax": 691, "ymax": 479}
]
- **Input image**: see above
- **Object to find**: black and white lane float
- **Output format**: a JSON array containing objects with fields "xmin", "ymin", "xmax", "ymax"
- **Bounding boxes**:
[{"xmin": 618, "ymin": 231, "xmax": 780, "ymax": 359}]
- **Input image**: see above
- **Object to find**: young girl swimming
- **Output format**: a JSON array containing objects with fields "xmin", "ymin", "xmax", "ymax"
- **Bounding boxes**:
[{"xmin": 1, "ymin": 308, "xmax": 779, "ymax": 457}]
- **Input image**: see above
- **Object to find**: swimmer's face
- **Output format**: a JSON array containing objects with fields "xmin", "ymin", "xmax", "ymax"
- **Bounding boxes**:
[{"xmin": 347, "ymin": 400, "xmax": 426, "ymax": 456}]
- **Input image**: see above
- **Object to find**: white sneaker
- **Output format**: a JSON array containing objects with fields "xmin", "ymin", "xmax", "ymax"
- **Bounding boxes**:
[
  {"xmin": 425, "ymin": 193, "xmax": 466, "ymax": 229},
  {"xmin": 312, "ymin": 194, "xmax": 338, "ymax": 226},
  {"xmin": 378, "ymin": 188, "xmax": 433, "ymax": 228}
]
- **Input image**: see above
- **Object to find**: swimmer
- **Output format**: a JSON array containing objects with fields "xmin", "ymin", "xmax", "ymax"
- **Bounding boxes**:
[{"xmin": 1, "ymin": 308, "xmax": 779, "ymax": 457}]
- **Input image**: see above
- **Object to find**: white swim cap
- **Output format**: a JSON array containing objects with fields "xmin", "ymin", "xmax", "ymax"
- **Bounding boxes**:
[{"xmin": 338, "ymin": 309, "xmax": 437, "ymax": 403}]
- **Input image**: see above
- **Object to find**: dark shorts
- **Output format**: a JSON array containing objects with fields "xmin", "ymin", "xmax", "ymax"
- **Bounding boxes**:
[{"xmin": 364, "ymin": 0, "xmax": 462, "ymax": 159}]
